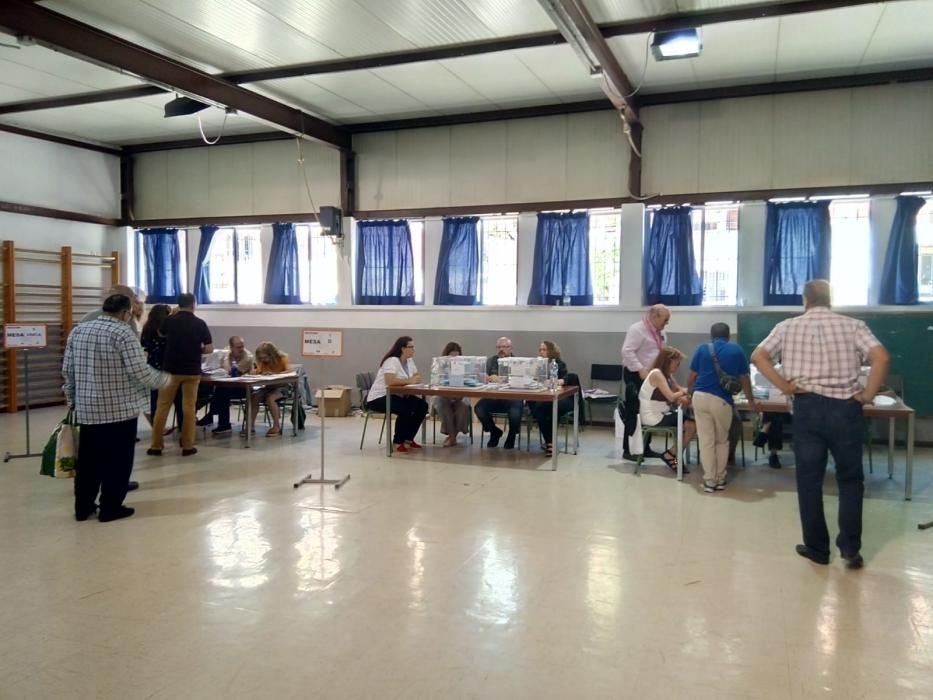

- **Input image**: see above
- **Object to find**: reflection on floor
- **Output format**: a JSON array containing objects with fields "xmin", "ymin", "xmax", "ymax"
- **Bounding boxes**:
[{"xmin": 1, "ymin": 407, "xmax": 932, "ymax": 699}]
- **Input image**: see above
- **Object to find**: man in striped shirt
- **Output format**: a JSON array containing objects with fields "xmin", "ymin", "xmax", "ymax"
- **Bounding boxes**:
[
  {"xmin": 63, "ymin": 294, "xmax": 169, "ymax": 522},
  {"xmin": 752, "ymin": 280, "xmax": 889, "ymax": 570}
]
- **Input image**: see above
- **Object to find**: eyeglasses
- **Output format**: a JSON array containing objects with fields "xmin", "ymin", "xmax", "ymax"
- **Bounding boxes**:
[{"xmin": 404, "ymin": 345, "xmax": 415, "ymax": 349}]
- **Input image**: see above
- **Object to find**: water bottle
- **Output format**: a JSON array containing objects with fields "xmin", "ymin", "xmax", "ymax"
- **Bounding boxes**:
[{"xmin": 548, "ymin": 359, "xmax": 558, "ymax": 391}]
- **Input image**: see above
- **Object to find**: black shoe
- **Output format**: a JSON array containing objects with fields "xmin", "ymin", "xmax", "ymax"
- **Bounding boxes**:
[
  {"xmin": 753, "ymin": 433, "xmax": 768, "ymax": 448},
  {"xmin": 487, "ymin": 427, "xmax": 503, "ymax": 448},
  {"xmin": 126, "ymin": 481, "xmax": 139, "ymax": 492},
  {"xmin": 146, "ymin": 448, "xmax": 162, "ymax": 456},
  {"xmin": 795, "ymin": 544, "xmax": 829, "ymax": 565},
  {"xmin": 212, "ymin": 426, "xmax": 232, "ymax": 436},
  {"xmin": 99, "ymin": 506, "xmax": 135, "ymax": 523},
  {"xmin": 840, "ymin": 551, "xmax": 864, "ymax": 570},
  {"xmin": 75, "ymin": 504, "xmax": 98, "ymax": 522},
  {"xmin": 622, "ymin": 451, "xmax": 636, "ymax": 462},
  {"xmin": 769, "ymin": 453, "xmax": 782, "ymax": 469},
  {"xmin": 197, "ymin": 415, "xmax": 214, "ymax": 427},
  {"xmin": 182, "ymin": 448, "xmax": 198, "ymax": 457},
  {"xmin": 503, "ymin": 433, "xmax": 516, "ymax": 450},
  {"xmin": 644, "ymin": 447, "xmax": 663, "ymax": 459}
]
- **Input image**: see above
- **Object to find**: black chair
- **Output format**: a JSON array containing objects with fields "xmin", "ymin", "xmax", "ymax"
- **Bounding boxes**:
[
  {"xmin": 527, "ymin": 372, "xmax": 582, "ymax": 454},
  {"xmin": 585, "ymin": 363, "xmax": 623, "ymax": 425}
]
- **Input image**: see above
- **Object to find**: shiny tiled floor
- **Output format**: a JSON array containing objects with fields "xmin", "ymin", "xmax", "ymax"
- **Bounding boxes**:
[{"xmin": 2, "ymin": 407, "xmax": 933, "ymax": 699}]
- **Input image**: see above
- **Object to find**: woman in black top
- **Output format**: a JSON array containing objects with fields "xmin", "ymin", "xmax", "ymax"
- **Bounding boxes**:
[
  {"xmin": 141, "ymin": 304, "xmax": 171, "ymax": 419},
  {"xmin": 530, "ymin": 340, "xmax": 576, "ymax": 457}
]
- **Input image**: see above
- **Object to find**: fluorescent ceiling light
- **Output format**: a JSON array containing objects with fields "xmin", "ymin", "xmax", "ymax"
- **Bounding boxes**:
[
  {"xmin": 651, "ymin": 29, "xmax": 702, "ymax": 61},
  {"xmin": 810, "ymin": 193, "xmax": 869, "ymax": 201},
  {"xmin": 901, "ymin": 190, "xmax": 932, "ymax": 196}
]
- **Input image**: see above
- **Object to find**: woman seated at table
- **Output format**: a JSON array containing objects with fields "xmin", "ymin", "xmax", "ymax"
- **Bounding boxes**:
[
  {"xmin": 366, "ymin": 336, "xmax": 428, "ymax": 454},
  {"xmin": 245, "ymin": 341, "xmax": 290, "ymax": 438},
  {"xmin": 639, "ymin": 347, "xmax": 697, "ymax": 472},
  {"xmin": 529, "ymin": 340, "xmax": 576, "ymax": 457},
  {"xmin": 435, "ymin": 341, "xmax": 472, "ymax": 447}
]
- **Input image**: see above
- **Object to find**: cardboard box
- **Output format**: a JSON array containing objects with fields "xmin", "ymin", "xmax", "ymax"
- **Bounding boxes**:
[{"xmin": 315, "ymin": 385, "xmax": 352, "ymax": 417}]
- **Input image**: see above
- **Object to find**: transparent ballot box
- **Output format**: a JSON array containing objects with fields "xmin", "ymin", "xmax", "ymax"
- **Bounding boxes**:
[
  {"xmin": 430, "ymin": 355, "xmax": 487, "ymax": 387},
  {"xmin": 497, "ymin": 357, "xmax": 547, "ymax": 389}
]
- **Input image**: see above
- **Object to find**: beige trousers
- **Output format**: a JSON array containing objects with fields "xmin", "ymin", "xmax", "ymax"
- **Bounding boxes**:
[{"xmin": 692, "ymin": 391, "xmax": 734, "ymax": 484}]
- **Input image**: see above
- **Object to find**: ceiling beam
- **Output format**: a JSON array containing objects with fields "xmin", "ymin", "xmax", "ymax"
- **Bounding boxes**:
[
  {"xmin": 0, "ymin": 0, "xmax": 349, "ymax": 150},
  {"xmin": 0, "ymin": 122, "xmax": 122, "ymax": 155},
  {"xmin": 124, "ymin": 130, "xmax": 292, "ymax": 154},
  {"xmin": 537, "ymin": 0, "xmax": 640, "ymax": 125},
  {"xmin": 0, "ymin": 1, "xmax": 891, "ymax": 116}
]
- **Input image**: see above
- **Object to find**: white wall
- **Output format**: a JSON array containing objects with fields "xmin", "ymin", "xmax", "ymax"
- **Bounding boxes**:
[
  {"xmin": 354, "ymin": 111, "xmax": 633, "ymax": 211},
  {"xmin": 642, "ymin": 82, "xmax": 933, "ymax": 195},
  {"xmin": 0, "ymin": 131, "xmax": 120, "ymax": 219},
  {"xmin": 133, "ymin": 139, "xmax": 341, "ymax": 221}
]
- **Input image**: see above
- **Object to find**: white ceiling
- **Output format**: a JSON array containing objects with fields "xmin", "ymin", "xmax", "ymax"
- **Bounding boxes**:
[{"xmin": 0, "ymin": 0, "xmax": 931, "ymax": 145}]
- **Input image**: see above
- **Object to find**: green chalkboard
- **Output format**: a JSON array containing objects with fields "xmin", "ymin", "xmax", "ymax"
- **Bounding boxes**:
[{"xmin": 737, "ymin": 311, "xmax": 933, "ymax": 417}]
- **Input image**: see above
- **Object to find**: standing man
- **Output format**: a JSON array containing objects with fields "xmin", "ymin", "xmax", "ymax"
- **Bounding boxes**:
[
  {"xmin": 148, "ymin": 293, "xmax": 213, "ymax": 457},
  {"xmin": 474, "ymin": 337, "xmax": 524, "ymax": 449},
  {"xmin": 201, "ymin": 336, "xmax": 254, "ymax": 436},
  {"xmin": 621, "ymin": 304, "xmax": 670, "ymax": 460},
  {"xmin": 751, "ymin": 280, "xmax": 889, "ymax": 570},
  {"xmin": 687, "ymin": 323, "xmax": 756, "ymax": 493},
  {"xmin": 63, "ymin": 294, "xmax": 168, "ymax": 522}
]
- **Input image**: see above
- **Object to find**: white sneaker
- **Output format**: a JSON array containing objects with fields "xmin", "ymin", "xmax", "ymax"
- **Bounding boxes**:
[{"xmin": 703, "ymin": 481, "xmax": 717, "ymax": 493}]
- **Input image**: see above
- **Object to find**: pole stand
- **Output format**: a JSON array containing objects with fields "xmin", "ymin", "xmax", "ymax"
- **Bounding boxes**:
[
  {"xmin": 4, "ymin": 350, "xmax": 41, "ymax": 462},
  {"xmin": 293, "ymin": 357, "xmax": 350, "ymax": 490}
]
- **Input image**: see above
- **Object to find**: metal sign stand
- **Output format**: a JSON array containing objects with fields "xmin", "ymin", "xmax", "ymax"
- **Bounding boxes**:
[
  {"xmin": 294, "ymin": 329, "xmax": 350, "ymax": 490},
  {"xmin": 4, "ymin": 350, "xmax": 41, "ymax": 462}
]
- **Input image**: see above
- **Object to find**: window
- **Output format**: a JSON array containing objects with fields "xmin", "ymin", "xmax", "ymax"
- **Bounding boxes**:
[
  {"xmin": 135, "ymin": 228, "xmax": 187, "ymax": 298},
  {"xmin": 296, "ymin": 223, "xmax": 339, "ymax": 305},
  {"xmin": 917, "ymin": 200, "xmax": 933, "ymax": 302},
  {"xmin": 827, "ymin": 199, "xmax": 871, "ymax": 306},
  {"xmin": 479, "ymin": 215, "xmax": 518, "ymax": 304},
  {"xmin": 408, "ymin": 220, "xmax": 425, "ymax": 304},
  {"xmin": 204, "ymin": 226, "xmax": 263, "ymax": 304},
  {"xmin": 588, "ymin": 210, "xmax": 621, "ymax": 305},
  {"xmin": 691, "ymin": 205, "xmax": 739, "ymax": 305}
]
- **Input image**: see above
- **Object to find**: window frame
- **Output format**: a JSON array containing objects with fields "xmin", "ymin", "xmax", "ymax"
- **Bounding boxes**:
[
  {"xmin": 478, "ymin": 214, "xmax": 519, "ymax": 306},
  {"xmin": 691, "ymin": 204, "xmax": 739, "ymax": 306}
]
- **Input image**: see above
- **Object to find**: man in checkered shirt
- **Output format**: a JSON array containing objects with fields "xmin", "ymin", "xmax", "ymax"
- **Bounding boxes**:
[
  {"xmin": 752, "ymin": 280, "xmax": 890, "ymax": 570},
  {"xmin": 63, "ymin": 294, "xmax": 169, "ymax": 522}
]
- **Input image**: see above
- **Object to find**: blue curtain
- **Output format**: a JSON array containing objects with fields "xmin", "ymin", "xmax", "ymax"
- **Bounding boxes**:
[
  {"xmin": 193, "ymin": 225, "xmax": 218, "ymax": 304},
  {"xmin": 356, "ymin": 220, "xmax": 415, "ymax": 305},
  {"xmin": 434, "ymin": 216, "xmax": 479, "ymax": 305},
  {"xmin": 528, "ymin": 212, "xmax": 593, "ymax": 305},
  {"xmin": 264, "ymin": 223, "xmax": 302, "ymax": 304},
  {"xmin": 643, "ymin": 207, "xmax": 703, "ymax": 306},
  {"xmin": 763, "ymin": 201, "xmax": 831, "ymax": 306},
  {"xmin": 879, "ymin": 196, "xmax": 926, "ymax": 305},
  {"xmin": 140, "ymin": 228, "xmax": 182, "ymax": 303}
]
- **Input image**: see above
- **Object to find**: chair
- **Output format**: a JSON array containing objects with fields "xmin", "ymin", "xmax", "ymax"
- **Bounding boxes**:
[
  {"xmin": 479, "ymin": 412, "xmax": 524, "ymax": 449},
  {"xmin": 356, "ymin": 372, "xmax": 387, "ymax": 449},
  {"xmin": 527, "ymin": 373, "xmax": 582, "ymax": 454},
  {"xmin": 584, "ymin": 363, "xmax": 623, "ymax": 425},
  {"xmin": 430, "ymin": 399, "xmax": 474, "ymax": 445}
]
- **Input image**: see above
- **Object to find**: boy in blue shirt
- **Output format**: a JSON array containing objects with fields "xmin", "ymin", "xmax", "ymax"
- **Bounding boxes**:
[{"xmin": 687, "ymin": 323, "xmax": 757, "ymax": 492}]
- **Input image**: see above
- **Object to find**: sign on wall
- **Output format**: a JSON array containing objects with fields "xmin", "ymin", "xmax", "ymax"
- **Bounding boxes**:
[
  {"xmin": 2, "ymin": 324, "xmax": 48, "ymax": 349},
  {"xmin": 301, "ymin": 329, "xmax": 343, "ymax": 358}
]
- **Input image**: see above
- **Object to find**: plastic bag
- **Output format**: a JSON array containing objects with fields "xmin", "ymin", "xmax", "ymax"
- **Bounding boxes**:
[
  {"xmin": 629, "ymin": 416, "xmax": 644, "ymax": 455},
  {"xmin": 55, "ymin": 420, "xmax": 78, "ymax": 478}
]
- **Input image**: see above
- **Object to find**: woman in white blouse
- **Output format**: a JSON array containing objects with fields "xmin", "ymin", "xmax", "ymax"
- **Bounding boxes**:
[
  {"xmin": 639, "ymin": 346, "xmax": 697, "ymax": 472},
  {"xmin": 366, "ymin": 336, "xmax": 429, "ymax": 454}
]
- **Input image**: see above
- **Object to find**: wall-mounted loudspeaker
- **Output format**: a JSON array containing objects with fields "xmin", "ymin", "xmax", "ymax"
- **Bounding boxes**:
[{"xmin": 319, "ymin": 206, "xmax": 343, "ymax": 237}]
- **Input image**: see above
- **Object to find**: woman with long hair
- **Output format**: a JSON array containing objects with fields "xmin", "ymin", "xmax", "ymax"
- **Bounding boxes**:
[
  {"xmin": 530, "ymin": 340, "xmax": 576, "ymax": 457},
  {"xmin": 435, "ymin": 341, "xmax": 472, "ymax": 447},
  {"xmin": 246, "ymin": 341, "xmax": 290, "ymax": 437},
  {"xmin": 365, "ymin": 336, "xmax": 428, "ymax": 454},
  {"xmin": 639, "ymin": 346, "xmax": 697, "ymax": 472},
  {"xmin": 141, "ymin": 304, "xmax": 171, "ymax": 421}
]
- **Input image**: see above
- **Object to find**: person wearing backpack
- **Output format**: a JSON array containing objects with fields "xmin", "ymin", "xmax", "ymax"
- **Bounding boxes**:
[{"xmin": 687, "ymin": 323, "xmax": 757, "ymax": 493}]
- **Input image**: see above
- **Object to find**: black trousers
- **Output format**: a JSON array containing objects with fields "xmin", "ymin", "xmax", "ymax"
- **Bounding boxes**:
[
  {"xmin": 792, "ymin": 394, "xmax": 865, "ymax": 557},
  {"xmin": 74, "ymin": 418, "xmax": 138, "ymax": 517},
  {"xmin": 367, "ymin": 395, "xmax": 428, "ymax": 444},
  {"xmin": 530, "ymin": 397, "xmax": 575, "ymax": 446},
  {"xmin": 208, "ymin": 387, "xmax": 237, "ymax": 428},
  {"xmin": 622, "ymin": 368, "xmax": 653, "ymax": 453}
]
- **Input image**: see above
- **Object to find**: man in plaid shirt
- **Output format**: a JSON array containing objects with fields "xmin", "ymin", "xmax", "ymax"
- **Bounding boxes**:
[
  {"xmin": 63, "ymin": 294, "xmax": 169, "ymax": 522},
  {"xmin": 752, "ymin": 280, "xmax": 890, "ymax": 570}
]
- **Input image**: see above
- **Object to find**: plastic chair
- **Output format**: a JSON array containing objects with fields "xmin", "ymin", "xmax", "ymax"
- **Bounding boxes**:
[
  {"xmin": 356, "ymin": 372, "xmax": 387, "ymax": 449},
  {"xmin": 585, "ymin": 363, "xmax": 623, "ymax": 425}
]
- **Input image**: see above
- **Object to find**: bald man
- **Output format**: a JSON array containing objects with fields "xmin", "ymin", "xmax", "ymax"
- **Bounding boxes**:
[
  {"xmin": 752, "ymin": 280, "xmax": 889, "ymax": 571},
  {"xmin": 620, "ymin": 305, "xmax": 671, "ymax": 459},
  {"xmin": 80, "ymin": 285, "xmax": 145, "ymax": 335}
]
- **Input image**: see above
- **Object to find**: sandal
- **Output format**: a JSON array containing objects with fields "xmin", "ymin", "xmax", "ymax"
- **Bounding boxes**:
[
  {"xmin": 266, "ymin": 428, "xmax": 282, "ymax": 437},
  {"xmin": 661, "ymin": 449, "xmax": 678, "ymax": 471},
  {"xmin": 544, "ymin": 443, "xmax": 553, "ymax": 457}
]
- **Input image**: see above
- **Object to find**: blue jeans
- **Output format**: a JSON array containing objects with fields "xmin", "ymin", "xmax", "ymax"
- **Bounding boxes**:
[
  {"xmin": 474, "ymin": 398, "xmax": 523, "ymax": 436},
  {"xmin": 792, "ymin": 393, "xmax": 865, "ymax": 557}
]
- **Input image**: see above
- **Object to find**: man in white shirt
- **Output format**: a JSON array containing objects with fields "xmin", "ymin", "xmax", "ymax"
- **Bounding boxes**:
[{"xmin": 620, "ymin": 304, "xmax": 670, "ymax": 460}]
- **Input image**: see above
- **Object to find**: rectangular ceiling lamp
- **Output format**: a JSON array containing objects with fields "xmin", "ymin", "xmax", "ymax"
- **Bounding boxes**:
[
  {"xmin": 164, "ymin": 95, "xmax": 210, "ymax": 118},
  {"xmin": 651, "ymin": 28, "xmax": 702, "ymax": 61}
]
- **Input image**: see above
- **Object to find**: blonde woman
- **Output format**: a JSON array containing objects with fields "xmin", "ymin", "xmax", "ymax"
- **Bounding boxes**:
[{"xmin": 245, "ymin": 341, "xmax": 290, "ymax": 437}]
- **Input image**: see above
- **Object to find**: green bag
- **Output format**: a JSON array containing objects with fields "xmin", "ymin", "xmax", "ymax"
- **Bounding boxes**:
[{"xmin": 40, "ymin": 424, "xmax": 62, "ymax": 478}]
